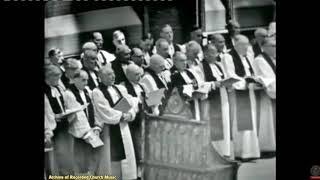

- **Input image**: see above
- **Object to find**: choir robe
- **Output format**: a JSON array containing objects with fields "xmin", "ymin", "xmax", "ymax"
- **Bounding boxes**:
[
  {"xmin": 222, "ymin": 49, "xmax": 260, "ymax": 159},
  {"xmin": 97, "ymin": 50, "xmax": 116, "ymax": 67},
  {"xmin": 82, "ymin": 67, "xmax": 100, "ymax": 91},
  {"xmin": 92, "ymin": 84, "xmax": 139, "ymax": 179},
  {"xmin": 252, "ymin": 53, "xmax": 276, "ymax": 152},
  {"xmin": 140, "ymin": 68, "xmax": 168, "ymax": 116},
  {"xmin": 44, "ymin": 83, "xmax": 75, "ymax": 175},
  {"xmin": 170, "ymin": 67, "xmax": 205, "ymax": 121},
  {"xmin": 119, "ymin": 80, "xmax": 146, "ymax": 178},
  {"xmin": 111, "ymin": 59, "xmax": 132, "ymax": 85},
  {"xmin": 44, "ymin": 94, "xmax": 58, "ymax": 177},
  {"xmin": 201, "ymin": 60, "xmax": 232, "ymax": 157},
  {"xmin": 64, "ymin": 85, "xmax": 99, "ymax": 174}
]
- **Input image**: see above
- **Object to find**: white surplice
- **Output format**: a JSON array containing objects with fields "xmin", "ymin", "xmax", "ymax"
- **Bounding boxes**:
[
  {"xmin": 203, "ymin": 62, "xmax": 232, "ymax": 157},
  {"xmin": 140, "ymin": 71, "xmax": 168, "ymax": 116},
  {"xmin": 252, "ymin": 54, "xmax": 276, "ymax": 152},
  {"xmin": 221, "ymin": 52, "xmax": 260, "ymax": 159},
  {"xmin": 92, "ymin": 85, "xmax": 138, "ymax": 179}
]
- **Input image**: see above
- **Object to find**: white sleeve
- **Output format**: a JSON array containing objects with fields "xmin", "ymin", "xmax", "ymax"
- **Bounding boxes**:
[
  {"xmin": 116, "ymin": 85, "xmax": 139, "ymax": 121},
  {"xmin": 44, "ymin": 94, "xmax": 56, "ymax": 136},
  {"xmin": 63, "ymin": 91, "xmax": 91, "ymax": 138},
  {"xmin": 92, "ymin": 89, "xmax": 122, "ymax": 127}
]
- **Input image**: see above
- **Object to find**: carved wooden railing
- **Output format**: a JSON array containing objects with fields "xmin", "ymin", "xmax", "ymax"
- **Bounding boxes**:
[{"xmin": 141, "ymin": 88, "xmax": 240, "ymax": 180}]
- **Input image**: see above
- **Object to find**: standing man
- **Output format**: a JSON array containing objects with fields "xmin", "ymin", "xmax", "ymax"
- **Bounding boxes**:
[
  {"xmin": 140, "ymin": 54, "xmax": 168, "ymax": 115},
  {"xmin": 251, "ymin": 28, "xmax": 268, "ymax": 57},
  {"xmin": 120, "ymin": 64, "xmax": 146, "ymax": 179},
  {"xmin": 91, "ymin": 32, "xmax": 116, "ymax": 66},
  {"xmin": 44, "ymin": 64, "xmax": 75, "ymax": 175},
  {"xmin": 130, "ymin": 47, "xmax": 145, "ymax": 68},
  {"xmin": 153, "ymin": 24, "xmax": 181, "ymax": 58},
  {"xmin": 111, "ymin": 44, "xmax": 133, "ymax": 84},
  {"xmin": 201, "ymin": 44, "xmax": 232, "ymax": 158},
  {"xmin": 82, "ymin": 50, "xmax": 100, "ymax": 90},
  {"xmin": 225, "ymin": 20, "xmax": 241, "ymax": 51},
  {"xmin": 252, "ymin": 38, "xmax": 276, "ymax": 157},
  {"xmin": 60, "ymin": 58, "xmax": 81, "ymax": 90},
  {"xmin": 222, "ymin": 34, "xmax": 261, "ymax": 162},
  {"xmin": 48, "ymin": 47, "xmax": 66, "ymax": 90},
  {"xmin": 92, "ymin": 65, "xmax": 138, "ymax": 179},
  {"xmin": 155, "ymin": 38, "xmax": 173, "ymax": 83}
]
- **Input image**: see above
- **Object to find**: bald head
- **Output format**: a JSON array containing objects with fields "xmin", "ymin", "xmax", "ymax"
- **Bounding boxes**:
[
  {"xmin": 131, "ymin": 47, "xmax": 144, "ymax": 66},
  {"xmin": 83, "ymin": 50, "xmax": 97, "ymax": 71},
  {"xmin": 173, "ymin": 51, "xmax": 187, "ymax": 71},
  {"xmin": 186, "ymin": 40, "xmax": 202, "ymax": 60},
  {"xmin": 82, "ymin": 42, "xmax": 97, "ymax": 53},
  {"xmin": 149, "ymin": 54, "xmax": 165, "ymax": 74},
  {"xmin": 209, "ymin": 34, "xmax": 225, "ymax": 52},
  {"xmin": 156, "ymin": 38, "xmax": 170, "ymax": 58},
  {"xmin": 203, "ymin": 44, "xmax": 218, "ymax": 64},
  {"xmin": 99, "ymin": 65, "xmax": 115, "ymax": 86},
  {"xmin": 234, "ymin": 34, "xmax": 250, "ymax": 56},
  {"xmin": 126, "ymin": 64, "xmax": 143, "ymax": 83},
  {"xmin": 254, "ymin": 28, "xmax": 268, "ymax": 45},
  {"xmin": 116, "ymin": 44, "xmax": 131, "ymax": 63}
]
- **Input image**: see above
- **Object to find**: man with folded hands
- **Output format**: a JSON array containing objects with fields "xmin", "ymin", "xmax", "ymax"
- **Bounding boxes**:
[
  {"xmin": 201, "ymin": 44, "xmax": 232, "ymax": 158},
  {"xmin": 222, "ymin": 34, "xmax": 261, "ymax": 162},
  {"xmin": 44, "ymin": 64, "xmax": 75, "ymax": 175},
  {"xmin": 92, "ymin": 65, "xmax": 139, "ymax": 180},
  {"xmin": 63, "ymin": 69, "xmax": 103, "ymax": 175},
  {"xmin": 120, "ymin": 64, "xmax": 147, "ymax": 179}
]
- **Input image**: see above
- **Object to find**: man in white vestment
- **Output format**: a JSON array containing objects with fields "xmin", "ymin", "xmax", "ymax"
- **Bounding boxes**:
[
  {"xmin": 201, "ymin": 44, "xmax": 232, "ymax": 158},
  {"xmin": 222, "ymin": 34, "xmax": 261, "ymax": 161},
  {"xmin": 92, "ymin": 65, "xmax": 139, "ymax": 179},
  {"xmin": 155, "ymin": 38, "xmax": 173, "ymax": 83},
  {"xmin": 140, "ymin": 54, "xmax": 168, "ymax": 116},
  {"xmin": 120, "ymin": 64, "xmax": 146, "ymax": 178},
  {"xmin": 91, "ymin": 32, "xmax": 116, "ymax": 66},
  {"xmin": 252, "ymin": 38, "xmax": 276, "ymax": 157}
]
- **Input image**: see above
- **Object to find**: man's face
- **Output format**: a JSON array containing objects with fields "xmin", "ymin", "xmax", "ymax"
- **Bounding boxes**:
[
  {"xmin": 229, "ymin": 24, "xmax": 240, "ymax": 36},
  {"xmin": 74, "ymin": 74, "xmax": 88, "ymax": 90},
  {"xmin": 174, "ymin": 54, "xmax": 188, "ymax": 71},
  {"xmin": 160, "ymin": 26, "xmax": 173, "ymax": 43},
  {"xmin": 256, "ymin": 32, "xmax": 268, "ymax": 45},
  {"xmin": 131, "ymin": 49, "xmax": 145, "ymax": 66},
  {"xmin": 213, "ymin": 36, "xmax": 225, "ymax": 52},
  {"xmin": 115, "ymin": 34, "xmax": 126, "ymax": 46},
  {"xmin": 191, "ymin": 29, "xmax": 203, "ymax": 45},
  {"xmin": 235, "ymin": 41, "xmax": 249, "ymax": 56},
  {"xmin": 263, "ymin": 41, "xmax": 276, "ymax": 58},
  {"xmin": 46, "ymin": 73, "xmax": 61, "ymax": 87},
  {"xmin": 204, "ymin": 48, "xmax": 219, "ymax": 64},
  {"xmin": 84, "ymin": 56, "xmax": 97, "ymax": 71},
  {"xmin": 158, "ymin": 41, "xmax": 170, "ymax": 58},
  {"xmin": 51, "ymin": 50, "xmax": 64, "ymax": 65},
  {"xmin": 119, "ymin": 47, "xmax": 131, "ymax": 63},
  {"xmin": 100, "ymin": 69, "xmax": 115, "ymax": 86},
  {"xmin": 128, "ymin": 70, "xmax": 143, "ymax": 84},
  {"xmin": 93, "ymin": 33, "xmax": 104, "ymax": 49}
]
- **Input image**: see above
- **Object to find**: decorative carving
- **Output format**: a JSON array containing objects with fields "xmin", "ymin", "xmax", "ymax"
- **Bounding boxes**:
[{"xmin": 163, "ymin": 88, "xmax": 193, "ymax": 118}]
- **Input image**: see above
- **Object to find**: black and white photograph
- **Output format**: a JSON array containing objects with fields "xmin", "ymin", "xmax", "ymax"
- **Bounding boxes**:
[{"xmin": 44, "ymin": 0, "xmax": 276, "ymax": 179}]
